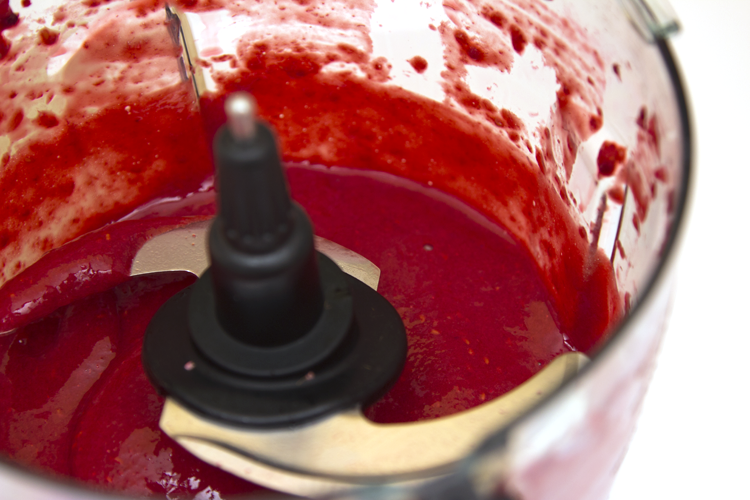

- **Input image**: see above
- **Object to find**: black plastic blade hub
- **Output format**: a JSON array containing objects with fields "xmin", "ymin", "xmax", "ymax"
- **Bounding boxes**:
[{"xmin": 142, "ymin": 108, "xmax": 407, "ymax": 428}]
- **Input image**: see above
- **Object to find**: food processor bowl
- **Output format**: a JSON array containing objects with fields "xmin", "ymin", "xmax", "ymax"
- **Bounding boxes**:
[{"xmin": 0, "ymin": 0, "xmax": 691, "ymax": 498}]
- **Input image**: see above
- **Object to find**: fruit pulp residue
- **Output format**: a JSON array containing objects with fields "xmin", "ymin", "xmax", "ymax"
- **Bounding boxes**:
[{"xmin": 0, "ymin": 0, "xmax": 643, "ymax": 496}]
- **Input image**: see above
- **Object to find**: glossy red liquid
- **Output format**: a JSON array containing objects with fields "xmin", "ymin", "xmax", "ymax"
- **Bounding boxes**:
[{"xmin": 291, "ymin": 166, "xmax": 575, "ymax": 422}]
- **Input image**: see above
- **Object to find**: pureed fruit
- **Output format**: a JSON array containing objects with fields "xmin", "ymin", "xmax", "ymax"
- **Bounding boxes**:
[{"xmin": 0, "ymin": 0, "xmax": 626, "ymax": 497}]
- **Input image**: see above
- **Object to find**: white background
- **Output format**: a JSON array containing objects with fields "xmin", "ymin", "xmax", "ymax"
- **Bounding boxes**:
[{"xmin": 609, "ymin": 1, "xmax": 750, "ymax": 499}]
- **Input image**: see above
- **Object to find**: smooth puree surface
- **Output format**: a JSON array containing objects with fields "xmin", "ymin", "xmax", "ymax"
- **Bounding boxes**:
[
  {"xmin": 0, "ymin": 0, "xmax": 630, "ymax": 496},
  {"xmin": 0, "ymin": 165, "xmax": 616, "ymax": 497}
]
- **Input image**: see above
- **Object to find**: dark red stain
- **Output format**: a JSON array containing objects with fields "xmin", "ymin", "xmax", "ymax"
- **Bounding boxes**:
[
  {"xmin": 604, "ymin": 106, "xmax": 664, "ymax": 222},
  {"xmin": 453, "ymin": 29, "xmax": 486, "ymax": 62},
  {"xmin": 501, "ymin": 108, "xmax": 523, "ymax": 130},
  {"xmin": 637, "ymin": 106, "xmax": 660, "ymax": 151},
  {"xmin": 0, "ymin": 0, "xmax": 18, "ymax": 59},
  {"xmin": 408, "ymin": 55, "xmax": 428, "ymax": 73},
  {"xmin": 0, "ymin": 33, "xmax": 9, "ymax": 59},
  {"xmin": 654, "ymin": 166, "xmax": 668, "ymax": 182},
  {"xmin": 38, "ymin": 27, "xmax": 59, "ymax": 45},
  {"xmin": 0, "ymin": 0, "xmax": 18, "ymax": 30},
  {"xmin": 632, "ymin": 213, "xmax": 641, "ymax": 234},
  {"xmin": 509, "ymin": 24, "xmax": 528, "ymax": 54},
  {"xmin": 590, "ymin": 106, "xmax": 603, "ymax": 133},
  {"xmin": 211, "ymin": 53, "xmax": 234, "ymax": 63},
  {"xmin": 535, "ymin": 147, "xmax": 546, "ymax": 173},
  {"xmin": 612, "ymin": 63, "xmax": 621, "ymax": 80},
  {"xmin": 82, "ymin": 0, "xmax": 115, "ymax": 8},
  {"xmin": 616, "ymin": 240, "xmax": 626, "ymax": 259},
  {"xmin": 21, "ymin": 0, "xmax": 30, "ymax": 7},
  {"xmin": 636, "ymin": 107, "xmax": 646, "ymax": 128},
  {"xmin": 597, "ymin": 140, "xmax": 627, "ymax": 177},
  {"xmin": 481, "ymin": 6, "xmax": 507, "ymax": 28},
  {"xmin": 33, "ymin": 111, "xmax": 58, "ymax": 128},
  {"xmin": 589, "ymin": 114, "xmax": 602, "ymax": 133},
  {"xmin": 607, "ymin": 185, "xmax": 625, "ymax": 204}
]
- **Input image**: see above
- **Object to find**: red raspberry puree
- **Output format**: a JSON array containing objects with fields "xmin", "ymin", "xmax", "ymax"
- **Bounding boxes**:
[{"xmin": 0, "ymin": 0, "xmax": 628, "ymax": 496}]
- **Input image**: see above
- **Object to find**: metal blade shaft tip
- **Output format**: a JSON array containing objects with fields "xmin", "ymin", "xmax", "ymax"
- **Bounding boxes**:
[{"xmin": 225, "ymin": 92, "xmax": 258, "ymax": 141}]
